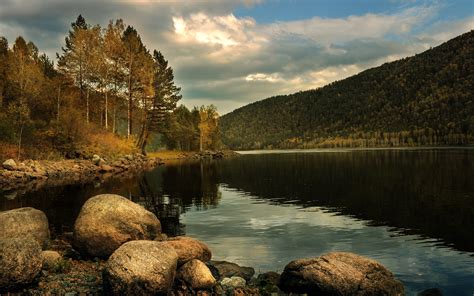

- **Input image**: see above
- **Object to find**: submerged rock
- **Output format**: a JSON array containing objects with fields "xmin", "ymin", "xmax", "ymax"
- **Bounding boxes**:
[
  {"xmin": 209, "ymin": 261, "xmax": 255, "ymax": 282},
  {"xmin": 73, "ymin": 194, "xmax": 161, "ymax": 258},
  {"xmin": 0, "ymin": 238, "xmax": 43, "ymax": 292},
  {"xmin": 0, "ymin": 207, "xmax": 50, "ymax": 249},
  {"xmin": 163, "ymin": 236, "xmax": 212, "ymax": 265},
  {"xmin": 279, "ymin": 252, "xmax": 405, "ymax": 296},
  {"xmin": 103, "ymin": 240, "xmax": 178, "ymax": 295},
  {"xmin": 177, "ymin": 259, "xmax": 216, "ymax": 290}
]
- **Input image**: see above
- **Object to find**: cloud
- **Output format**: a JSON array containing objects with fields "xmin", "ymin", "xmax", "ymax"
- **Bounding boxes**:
[
  {"xmin": 0, "ymin": 0, "xmax": 470, "ymax": 115},
  {"xmin": 260, "ymin": 5, "xmax": 439, "ymax": 44}
]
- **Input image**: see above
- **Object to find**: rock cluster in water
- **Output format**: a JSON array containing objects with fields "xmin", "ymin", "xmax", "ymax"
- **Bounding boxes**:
[{"xmin": 0, "ymin": 193, "xmax": 407, "ymax": 295}]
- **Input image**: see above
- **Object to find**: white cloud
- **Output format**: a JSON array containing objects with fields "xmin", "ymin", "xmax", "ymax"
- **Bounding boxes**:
[
  {"xmin": 245, "ymin": 73, "xmax": 283, "ymax": 83},
  {"xmin": 260, "ymin": 5, "xmax": 439, "ymax": 44}
]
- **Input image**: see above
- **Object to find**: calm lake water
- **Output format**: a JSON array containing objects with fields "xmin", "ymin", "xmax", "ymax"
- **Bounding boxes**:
[{"xmin": 1, "ymin": 148, "xmax": 474, "ymax": 295}]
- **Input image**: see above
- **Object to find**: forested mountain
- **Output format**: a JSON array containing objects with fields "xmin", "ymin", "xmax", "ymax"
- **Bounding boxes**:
[{"xmin": 220, "ymin": 31, "xmax": 474, "ymax": 149}]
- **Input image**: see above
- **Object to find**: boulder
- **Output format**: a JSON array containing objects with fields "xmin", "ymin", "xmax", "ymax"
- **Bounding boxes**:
[
  {"xmin": 221, "ymin": 276, "xmax": 246, "ymax": 289},
  {"xmin": 0, "ymin": 238, "xmax": 42, "ymax": 292},
  {"xmin": 0, "ymin": 207, "xmax": 50, "ymax": 249},
  {"xmin": 278, "ymin": 252, "xmax": 405, "ymax": 296},
  {"xmin": 177, "ymin": 259, "xmax": 216, "ymax": 290},
  {"xmin": 2, "ymin": 159, "xmax": 17, "ymax": 170},
  {"xmin": 163, "ymin": 236, "xmax": 212, "ymax": 265},
  {"xmin": 73, "ymin": 194, "xmax": 161, "ymax": 258},
  {"xmin": 208, "ymin": 261, "xmax": 255, "ymax": 282},
  {"xmin": 103, "ymin": 240, "xmax": 178, "ymax": 295},
  {"xmin": 41, "ymin": 250, "xmax": 62, "ymax": 269}
]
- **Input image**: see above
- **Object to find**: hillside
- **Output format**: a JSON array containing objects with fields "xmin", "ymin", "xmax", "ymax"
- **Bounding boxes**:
[{"xmin": 220, "ymin": 31, "xmax": 474, "ymax": 149}]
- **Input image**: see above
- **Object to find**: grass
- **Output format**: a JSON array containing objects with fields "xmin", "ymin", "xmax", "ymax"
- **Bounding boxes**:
[{"xmin": 147, "ymin": 150, "xmax": 197, "ymax": 160}]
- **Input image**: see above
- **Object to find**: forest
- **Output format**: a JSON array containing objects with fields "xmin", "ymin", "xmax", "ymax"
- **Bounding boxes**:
[
  {"xmin": 220, "ymin": 30, "xmax": 474, "ymax": 149},
  {"xmin": 0, "ymin": 15, "xmax": 220, "ymax": 160}
]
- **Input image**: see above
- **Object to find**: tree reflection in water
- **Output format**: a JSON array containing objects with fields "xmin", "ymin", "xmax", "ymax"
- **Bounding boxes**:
[{"xmin": 135, "ymin": 160, "xmax": 221, "ymax": 236}]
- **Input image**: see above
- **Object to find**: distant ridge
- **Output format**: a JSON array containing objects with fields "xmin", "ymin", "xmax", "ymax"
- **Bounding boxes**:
[{"xmin": 220, "ymin": 31, "xmax": 474, "ymax": 149}]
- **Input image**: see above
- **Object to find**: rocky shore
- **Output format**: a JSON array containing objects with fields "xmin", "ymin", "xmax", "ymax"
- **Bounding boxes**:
[
  {"xmin": 0, "ymin": 194, "xmax": 407, "ymax": 296},
  {"xmin": 0, "ymin": 150, "xmax": 239, "ymax": 197}
]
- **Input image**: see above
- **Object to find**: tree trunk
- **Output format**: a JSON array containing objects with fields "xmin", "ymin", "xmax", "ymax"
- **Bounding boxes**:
[
  {"xmin": 86, "ymin": 88, "xmax": 90, "ymax": 124},
  {"xmin": 113, "ymin": 98, "xmax": 117, "ymax": 134},
  {"xmin": 56, "ymin": 85, "xmax": 61, "ymax": 122},
  {"xmin": 200, "ymin": 131, "xmax": 203, "ymax": 152},
  {"xmin": 17, "ymin": 122, "xmax": 24, "ymax": 161},
  {"xmin": 128, "ymin": 92, "xmax": 132, "ymax": 137},
  {"xmin": 105, "ymin": 91, "xmax": 108, "ymax": 129},
  {"xmin": 127, "ymin": 56, "xmax": 133, "ymax": 138}
]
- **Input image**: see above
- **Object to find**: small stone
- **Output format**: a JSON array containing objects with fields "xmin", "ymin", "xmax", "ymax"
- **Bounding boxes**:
[
  {"xmin": 99, "ymin": 164, "xmax": 114, "ymax": 172},
  {"xmin": 2, "ymin": 159, "xmax": 17, "ymax": 170},
  {"xmin": 91, "ymin": 155, "xmax": 102, "ymax": 165},
  {"xmin": 162, "ymin": 236, "xmax": 212, "ymax": 265},
  {"xmin": 177, "ymin": 259, "xmax": 216, "ymax": 290},
  {"xmin": 208, "ymin": 261, "xmax": 254, "ymax": 282},
  {"xmin": 221, "ymin": 276, "xmax": 246, "ymax": 289},
  {"xmin": 41, "ymin": 250, "xmax": 62, "ymax": 269},
  {"xmin": 154, "ymin": 233, "xmax": 168, "ymax": 241}
]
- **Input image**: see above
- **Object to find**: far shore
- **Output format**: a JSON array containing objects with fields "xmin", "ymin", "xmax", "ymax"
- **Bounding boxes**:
[{"xmin": 236, "ymin": 145, "xmax": 474, "ymax": 154}]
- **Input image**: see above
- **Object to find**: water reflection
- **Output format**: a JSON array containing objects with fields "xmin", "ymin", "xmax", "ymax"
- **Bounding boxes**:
[
  {"xmin": 217, "ymin": 150, "xmax": 474, "ymax": 252},
  {"xmin": 1, "ymin": 149, "xmax": 474, "ymax": 295}
]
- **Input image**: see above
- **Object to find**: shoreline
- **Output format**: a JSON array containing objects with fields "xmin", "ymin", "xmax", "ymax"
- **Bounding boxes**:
[
  {"xmin": 236, "ymin": 145, "xmax": 474, "ymax": 154},
  {"xmin": 0, "ymin": 150, "xmax": 239, "ymax": 196}
]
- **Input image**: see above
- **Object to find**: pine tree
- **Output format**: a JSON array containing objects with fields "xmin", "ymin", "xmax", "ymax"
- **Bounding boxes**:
[
  {"xmin": 137, "ymin": 50, "xmax": 181, "ymax": 153},
  {"xmin": 122, "ymin": 25, "xmax": 146, "ymax": 137}
]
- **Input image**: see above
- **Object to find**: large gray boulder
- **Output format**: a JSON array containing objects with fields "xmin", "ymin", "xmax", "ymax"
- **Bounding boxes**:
[
  {"xmin": 103, "ymin": 240, "xmax": 178, "ymax": 295},
  {"xmin": 279, "ymin": 252, "xmax": 405, "ymax": 296},
  {"xmin": 162, "ymin": 236, "xmax": 212, "ymax": 265},
  {"xmin": 177, "ymin": 259, "xmax": 216, "ymax": 290},
  {"xmin": 0, "ymin": 207, "xmax": 50, "ymax": 249},
  {"xmin": 0, "ymin": 238, "xmax": 43, "ymax": 292},
  {"xmin": 73, "ymin": 194, "xmax": 161, "ymax": 258}
]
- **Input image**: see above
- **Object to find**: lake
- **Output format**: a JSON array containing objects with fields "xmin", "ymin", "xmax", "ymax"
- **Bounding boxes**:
[{"xmin": 1, "ymin": 148, "xmax": 474, "ymax": 295}]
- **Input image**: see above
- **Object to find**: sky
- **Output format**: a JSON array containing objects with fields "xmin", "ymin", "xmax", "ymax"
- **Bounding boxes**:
[{"xmin": 0, "ymin": 0, "xmax": 473, "ymax": 115}]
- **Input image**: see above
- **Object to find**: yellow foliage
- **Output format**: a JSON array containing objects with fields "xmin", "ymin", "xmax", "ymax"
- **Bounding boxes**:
[{"xmin": 84, "ymin": 131, "xmax": 137, "ymax": 160}]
